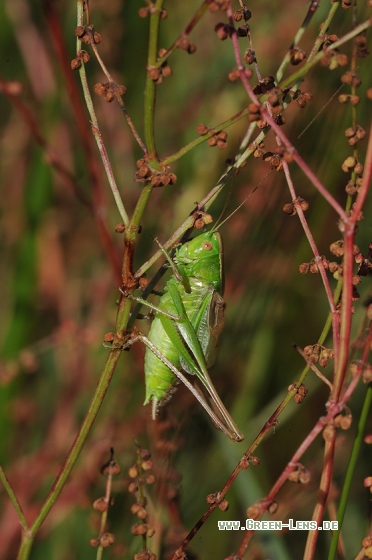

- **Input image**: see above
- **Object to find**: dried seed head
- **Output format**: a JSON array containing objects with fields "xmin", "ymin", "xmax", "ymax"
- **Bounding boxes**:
[
  {"xmin": 177, "ymin": 36, "xmax": 190, "ymax": 50},
  {"xmin": 137, "ymin": 507, "xmax": 148, "ymax": 520},
  {"xmin": 299, "ymin": 468, "xmax": 311, "ymax": 484},
  {"xmin": 219, "ymin": 500, "xmax": 229, "ymax": 511},
  {"xmin": 283, "ymin": 202, "xmax": 296, "ymax": 216},
  {"xmin": 246, "ymin": 504, "xmax": 260, "ymax": 519},
  {"xmin": 71, "ymin": 58, "xmax": 81, "ymax": 70},
  {"xmin": 128, "ymin": 465, "xmax": 139, "ymax": 478},
  {"xmin": 206, "ymin": 493, "xmax": 218, "ymax": 504},
  {"xmin": 90, "ymin": 538, "xmax": 100, "ymax": 547},
  {"xmin": 323, "ymin": 424, "xmax": 335, "ymax": 441},
  {"xmin": 100, "ymin": 533, "xmax": 115, "ymax": 547},
  {"xmin": 146, "ymin": 474, "xmax": 156, "ymax": 484},
  {"xmin": 215, "ymin": 23, "xmax": 229, "ymax": 40},
  {"xmin": 354, "ymin": 162, "xmax": 364, "ymax": 175},
  {"xmin": 162, "ymin": 65, "xmax": 172, "ymax": 78},
  {"xmin": 362, "ymin": 537, "xmax": 372, "ymax": 551},
  {"xmin": 341, "ymin": 71, "xmax": 353, "ymax": 84},
  {"xmin": 330, "ymin": 241, "xmax": 344, "ymax": 257},
  {"xmin": 340, "ymin": 414, "xmax": 352, "ymax": 430},
  {"xmin": 103, "ymin": 332, "xmax": 115, "ymax": 343},
  {"xmin": 299, "ymin": 263, "xmax": 309, "ymax": 274},
  {"xmin": 93, "ymin": 32, "xmax": 101, "ymax": 44},
  {"xmin": 93, "ymin": 497, "xmax": 108, "ymax": 512},
  {"xmin": 233, "ymin": 10, "xmax": 243, "ymax": 21},
  {"xmin": 131, "ymin": 523, "xmax": 147, "ymax": 536},
  {"xmin": 228, "ymin": 68, "xmax": 241, "ymax": 82},
  {"xmin": 239, "ymin": 456, "xmax": 250, "ymax": 469},
  {"xmin": 196, "ymin": 123, "xmax": 209, "ymax": 135},
  {"xmin": 364, "ymin": 477, "xmax": 372, "ymax": 488},
  {"xmin": 128, "ymin": 482, "xmax": 138, "ymax": 493},
  {"xmin": 268, "ymin": 501, "xmax": 278, "ymax": 514},
  {"xmin": 250, "ymin": 456, "xmax": 260, "ymax": 466},
  {"xmin": 237, "ymin": 24, "xmax": 249, "ymax": 37},
  {"xmin": 290, "ymin": 47, "xmax": 307, "ymax": 65},
  {"xmin": 363, "ymin": 364, "xmax": 372, "ymax": 383},
  {"xmin": 288, "ymin": 470, "xmax": 300, "ymax": 483},
  {"xmin": 243, "ymin": 48, "xmax": 256, "ymax": 64},
  {"xmin": 138, "ymin": 7, "xmax": 149, "ymax": 18}
]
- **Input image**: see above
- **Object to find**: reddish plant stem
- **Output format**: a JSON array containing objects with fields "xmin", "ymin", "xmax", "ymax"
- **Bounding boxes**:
[
  {"xmin": 304, "ymin": 433, "xmax": 337, "ymax": 559},
  {"xmin": 226, "ymin": 3, "xmax": 348, "ymax": 223},
  {"xmin": 332, "ymin": 124, "xmax": 372, "ymax": 402}
]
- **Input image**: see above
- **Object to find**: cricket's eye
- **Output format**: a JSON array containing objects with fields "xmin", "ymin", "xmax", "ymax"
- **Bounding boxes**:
[{"xmin": 202, "ymin": 241, "xmax": 213, "ymax": 251}]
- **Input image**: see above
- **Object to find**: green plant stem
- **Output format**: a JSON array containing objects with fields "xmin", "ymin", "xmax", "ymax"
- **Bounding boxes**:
[
  {"xmin": 0, "ymin": 466, "xmax": 28, "ymax": 530},
  {"xmin": 327, "ymin": 384, "xmax": 372, "ymax": 560},
  {"xmin": 17, "ymin": 348, "xmax": 122, "ymax": 560},
  {"xmin": 76, "ymin": 0, "xmax": 129, "ymax": 226}
]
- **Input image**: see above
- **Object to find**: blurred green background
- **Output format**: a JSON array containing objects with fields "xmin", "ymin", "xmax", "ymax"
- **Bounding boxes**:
[{"xmin": 0, "ymin": 1, "xmax": 371, "ymax": 559}]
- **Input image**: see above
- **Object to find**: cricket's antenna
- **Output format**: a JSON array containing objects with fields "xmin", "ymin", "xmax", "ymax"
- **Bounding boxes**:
[
  {"xmin": 212, "ymin": 176, "xmax": 235, "ymax": 232},
  {"xmin": 214, "ymin": 169, "xmax": 272, "ymax": 231}
]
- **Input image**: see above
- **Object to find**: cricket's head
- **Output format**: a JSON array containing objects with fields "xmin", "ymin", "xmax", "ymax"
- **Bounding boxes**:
[
  {"xmin": 178, "ymin": 231, "xmax": 222, "ymax": 260},
  {"xmin": 176, "ymin": 232, "xmax": 224, "ymax": 293}
]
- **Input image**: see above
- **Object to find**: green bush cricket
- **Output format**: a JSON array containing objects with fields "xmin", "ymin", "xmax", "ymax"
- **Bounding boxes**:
[{"xmin": 127, "ymin": 227, "xmax": 244, "ymax": 442}]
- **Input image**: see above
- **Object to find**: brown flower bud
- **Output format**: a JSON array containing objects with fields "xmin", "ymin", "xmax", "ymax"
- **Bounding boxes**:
[
  {"xmin": 219, "ymin": 500, "xmax": 229, "ymax": 511},
  {"xmin": 93, "ymin": 497, "xmax": 108, "ymax": 512}
]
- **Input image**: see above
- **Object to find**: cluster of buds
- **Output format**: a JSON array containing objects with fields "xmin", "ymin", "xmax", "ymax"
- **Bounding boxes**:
[
  {"xmin": 93, "ymin": 82, "xmax": 126, "ymax": 103},
  {"xmin": 338, "ymin": 93, "xmax": 360, "ymax": 106},
  {"xmin": 320, "ymin": 48, "xmax": 348, "ymax": 70},
  {"xmin": 228, "ymin": 67, "xmax": 253, "ymax": 82},
  {"xmin": 176, "ymin": 35, "xmax": 197, "ymax": 54},
  {"xmin": 129, "ymin": 448, "xmax": 156, "ymax": 541},
  {"xmin": 303, "ymin": 344, "xmax": 334, "ymax": 368},
  {"xmin": 283, "ymin": 198, "xmax": 309, "ymax": 216},
  {"xmin": 134, "ymin": 159, "xmax": 177, "ymax": 187},
  {"xmin": 194, "ymin": 212, "xmax": 213, "ymax": 230},
  {"xmin": 352, "ymin": 362, "xmax": 372, "ymax": 384},
  {"xmin": 147, "ymin": 49, "xmax": 172, "ymax": 84},
  {"xmin": 253, "ymin": 144, "xmax": 288, "ymax": 170},
  {"xmin": 206, "ymin": 492, "xmax": 229, "ymax": 512},
  {"xmin": 196, "ymin": 124, "xmax": 228, "ymax": 150},
  {"xmin": 344, "ymin": 125, "xmax": 366, "ymax": 146},
  {"xmin": 298, "ymin": 255, "xmax": 329, "ymax": 275},
  {"xmin": 75, "ymin": 24, "xmax": 101, "ymax": 45},
  {"xmin": 341, "ymin": 71, "xmax": 362, "ymax": 88},
  {"xmin": 138, "ymin": 5, "xmax": 167, "ymax": 19},
  {"xmin": 288, "ymin": 383, "xmax": 308, "ymax": 404},
  {"xmin": 208, "ymin": 0, "xmax": 229, "ymax": 13},
  {"xmin": 333, "ymin": 411, "xmax": 352, "ymax": 430},
  {"xmin": 354, "ymin": 33, "xmax": 369, "ymax": 58},
  {"xmin": 71, "ymin": 50, "xmax": 90, "ymax": 70},
  {"xmin": 90, "ymin": 451, "xmax": 121, "ymax": 550},
  {"xmin": 345, "ymin": 177, "xmax": 363, "ymax": 196},
  {"xmin": 341, "ymin": 155, "xmax": 364, "ymax": 174},
  {"xmin": 233, "ymin": 6, "xmax": 252, "ymax": 22},
  {"xmin": 288, "ymin": 463, "xmax": 311, "ymax": 484},
  {"xmin": 252, "ymin": 75, "xmax": 276, "ymax": 95},
  {"xmin": 267, "ymin": 88, "xmax": 284, "ymax": 116},
  {"xmin": 293, "ymin": 90, "xmax": 313, "ymax": 108},
  {"xmin": 289, "ymin": 47, "xmax": 307, "ymax": 66}
]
